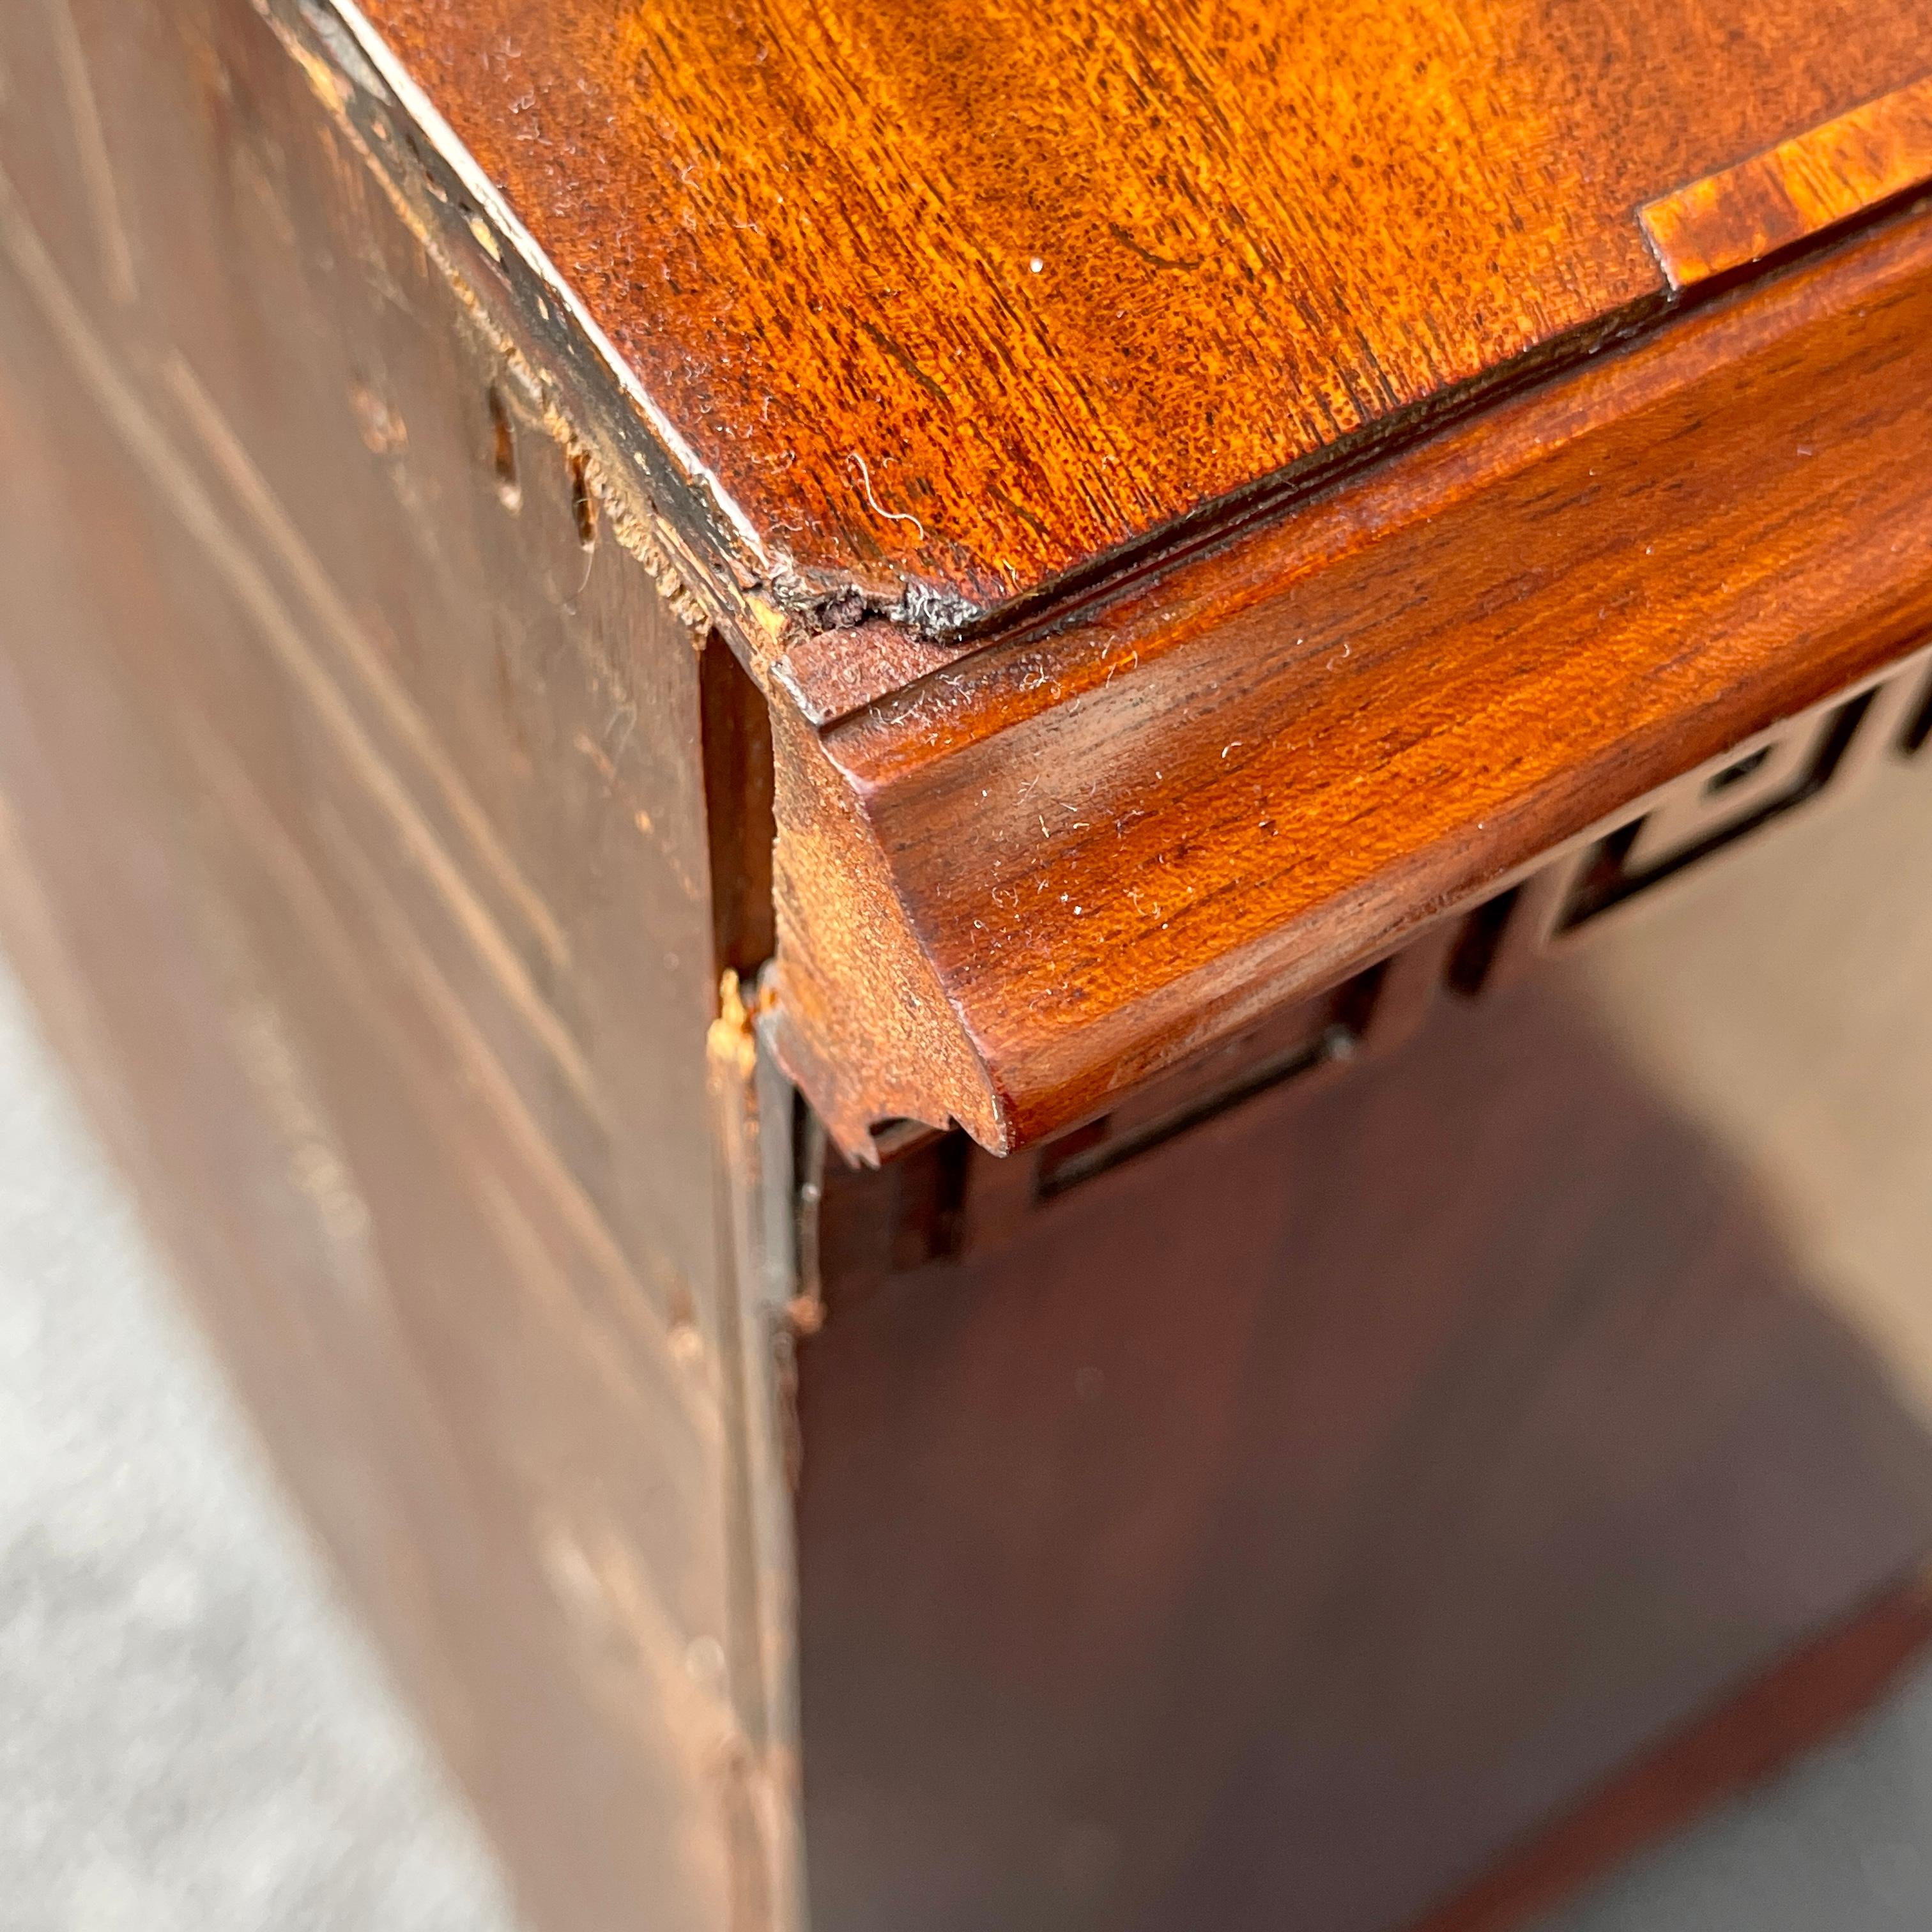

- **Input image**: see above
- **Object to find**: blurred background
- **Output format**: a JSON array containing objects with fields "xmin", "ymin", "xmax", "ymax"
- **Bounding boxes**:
[{"xmin": 0, "ymin": 958, "xmax": 519, "ymax": 1932}]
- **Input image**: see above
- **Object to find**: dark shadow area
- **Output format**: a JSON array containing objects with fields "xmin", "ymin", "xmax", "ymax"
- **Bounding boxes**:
[{"xmin": 798, "ymin": 975, "xmax": 1932, "ymax": 1932}]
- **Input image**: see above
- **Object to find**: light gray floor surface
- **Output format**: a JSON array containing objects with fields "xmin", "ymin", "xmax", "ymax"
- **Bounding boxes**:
[
  {"xmin": 0, "ymin": 964, "xmax": 523, "ymax": 1932},
  {"xmin": 4, "ymin": 949, "xmax": 1931, "ymax": 1931}
]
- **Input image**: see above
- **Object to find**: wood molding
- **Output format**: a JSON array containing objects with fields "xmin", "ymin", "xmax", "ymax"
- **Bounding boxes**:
[{"xmin": 770, "ymin": 208, "xmax": 1932, "ymax": 1156}]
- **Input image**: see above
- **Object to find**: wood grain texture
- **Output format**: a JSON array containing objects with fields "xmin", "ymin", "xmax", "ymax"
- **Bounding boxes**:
[
  {"xmin": 340, "ymin": 0, "xmax": 1929, "ymax": 632},
  {"xmin": 769, "ymin": 205, "xmax": 1932, "ymax": 1156},
  {"xmin": 1643, "ymin": 72, "xmax": 1932, "ymax": 288},
  {"xmin": 243, "ymin": 0, "xmax": 1932, "ymax": 1158},
  {"xmin": 0, "ymin": 0, "xmax": 801, "ymax": 1924}
]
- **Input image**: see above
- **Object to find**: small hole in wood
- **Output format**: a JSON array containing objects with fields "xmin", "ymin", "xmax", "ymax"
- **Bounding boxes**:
[
  {"xmin": 1704, "ymin": 745, "xmax": 1772, "ymax": 796},
  {"xmin": 1901, "ymin": 677, "xmax": 1932, "ymax": 757},
  {"xmin": 569, "ymin": 452, "xmax": 597, "ymax": 550},
  {"xmin": 1447, "ymin": 888, "xmax": 1520, "ymax": 997},
  {"xmin": 487, "ymin": 387, "xmax": 520, "ymax": 510}
]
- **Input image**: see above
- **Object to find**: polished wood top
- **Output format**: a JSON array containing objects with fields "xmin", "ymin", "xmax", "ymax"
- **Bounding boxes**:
[
  {"xmin": 769, "ymin": 210, "xmax": 1932, "ymax": 1154},
  {"xmin": 280, "ymin": 0, "xmax": 1932, "ymax": 1156},
  {"xmin": 343, "ymin": 0, "xmax": 1926, "ymax": 635}
]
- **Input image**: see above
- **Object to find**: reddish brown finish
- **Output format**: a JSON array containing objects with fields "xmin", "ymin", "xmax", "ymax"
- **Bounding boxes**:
[
  {"xmin": 12, "ymin": 4, "xmax": 1932, "ymax": 1930},
  {"xmin": 1643, "ymin": 73, "xmax": 1932, "ymax": 288},
  {"xmin": 346, "ymin": 0, "xmax": 1928, "ymax": 629},
  {"xmin": 770, "ymin": 207, "xmax": 1932, "ymax": 1156},
  {"xmin": 232, "ymin": 1, "xmax": 1932, "ymax": 1172},
  {"xmin": 799, "ymin": 962, "xmax": 1932, "ymax": 1932},
  {"xmin": 797, "ymin": 624, "xmax": 1932, "ymax": 1222}
]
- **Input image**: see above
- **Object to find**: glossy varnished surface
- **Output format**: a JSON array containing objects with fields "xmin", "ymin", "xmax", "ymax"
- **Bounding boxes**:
[
  {"xmin": 1643, "ymin": 72, "xmax": 1932, "ymax": 288},
  {"xmin": 772, "ymin": 208, "xmax": 1932, "ymax": 1153},
  {"xmin": 792, "ymin": 724, "xmax": 1932, "ymax": 1932},
  {"xmin": 349, "ymin": 0, "xmax": 1928, "ymax": 625},
  {"xmin": 247, "ymin": 0, "xmax": 1932, "ymax": 1160},
  {"xmin": 11, "ymin": 6, "xmax": 1932, "ymax": 1929}
]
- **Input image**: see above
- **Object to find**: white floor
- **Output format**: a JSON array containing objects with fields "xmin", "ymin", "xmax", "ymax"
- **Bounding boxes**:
[
  {"xmin": 0, "ymin": 965, "xmax": 521, "ymax": 1932},
  {"xmin": 3, "ymin": 943, "xmax": 1931, "ymax": 1932}
]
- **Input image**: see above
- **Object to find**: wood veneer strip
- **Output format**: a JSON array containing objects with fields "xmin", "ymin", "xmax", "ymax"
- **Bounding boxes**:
[{"xmin": 1642, "ymin": 73, "xmax": 1932, "ymax": 288}]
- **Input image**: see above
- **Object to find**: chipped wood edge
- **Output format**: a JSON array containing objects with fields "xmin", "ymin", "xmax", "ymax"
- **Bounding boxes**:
[
  {"xmin": 256, "ymin": 0, "xmax": 783, "ymax": 652},
  {"xmin": 302, "ymin": 0, "xmax": 765, "ymax": 558},
  {"xmin": 270, "ymin": 0, "xmax": 988, "ymax": 677},
  {"xmin": 760, "ymin": 210, "xmax": 1932, "ymax": 1161},
  {"xmin": 765, "ymin": 703, "xmax": 1006, "ymax": 1163}
]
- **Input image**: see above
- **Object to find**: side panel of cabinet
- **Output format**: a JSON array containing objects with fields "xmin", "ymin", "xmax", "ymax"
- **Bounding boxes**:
[
  {"xmin": 799, "ymin": 884, "xmax": 1932, "ymax": 1932},
  {"xmin": 0, "ymin": 3, "xmax": 794, "ymax": 1928}
]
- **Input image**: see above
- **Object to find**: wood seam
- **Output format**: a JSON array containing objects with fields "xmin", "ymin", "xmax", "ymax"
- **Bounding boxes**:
[{"xmin": 1642, "ymin": 72, "xmax": 1932, "ymax": 288}]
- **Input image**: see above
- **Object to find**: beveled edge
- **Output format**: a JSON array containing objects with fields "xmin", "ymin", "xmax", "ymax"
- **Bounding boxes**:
[{"xmin": 766, "ymin": 206, "xmax": 1932, "ymax": 1159}]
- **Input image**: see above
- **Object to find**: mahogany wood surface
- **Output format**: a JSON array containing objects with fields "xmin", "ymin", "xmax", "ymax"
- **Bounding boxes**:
[
  {"xmin": 342, "ymin": 0, "xmax": 1929, "ymax": 631},
  {"xmin": 1642, "ymin": 72, "xmax": 1932, "ymax": 288},
  {"xmin": 230, "ymin": 2, "xmax": 1932, "ymax": 1165},
  {"xmin": 772, "ymin": 206, "xmax": 1932, "ymax": 1154},
  {"xmin": 799, "ymin": 954, "xmax": 1932, "ymax": 1932},
  {"xmin": 12, "ymin": 7, "xmax": 1932, "ymax": 1930}
]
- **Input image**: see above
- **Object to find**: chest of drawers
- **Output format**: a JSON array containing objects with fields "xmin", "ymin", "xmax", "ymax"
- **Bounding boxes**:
[{"xmin": 4, "ymin": 4, "xmax": 1932, "ymax": 1927}]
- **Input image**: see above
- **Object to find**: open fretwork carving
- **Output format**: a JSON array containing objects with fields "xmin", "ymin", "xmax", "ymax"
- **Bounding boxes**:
[{"xmin": 816, "ymin": 639, "xmax": 1932, "ymax": 1278}]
